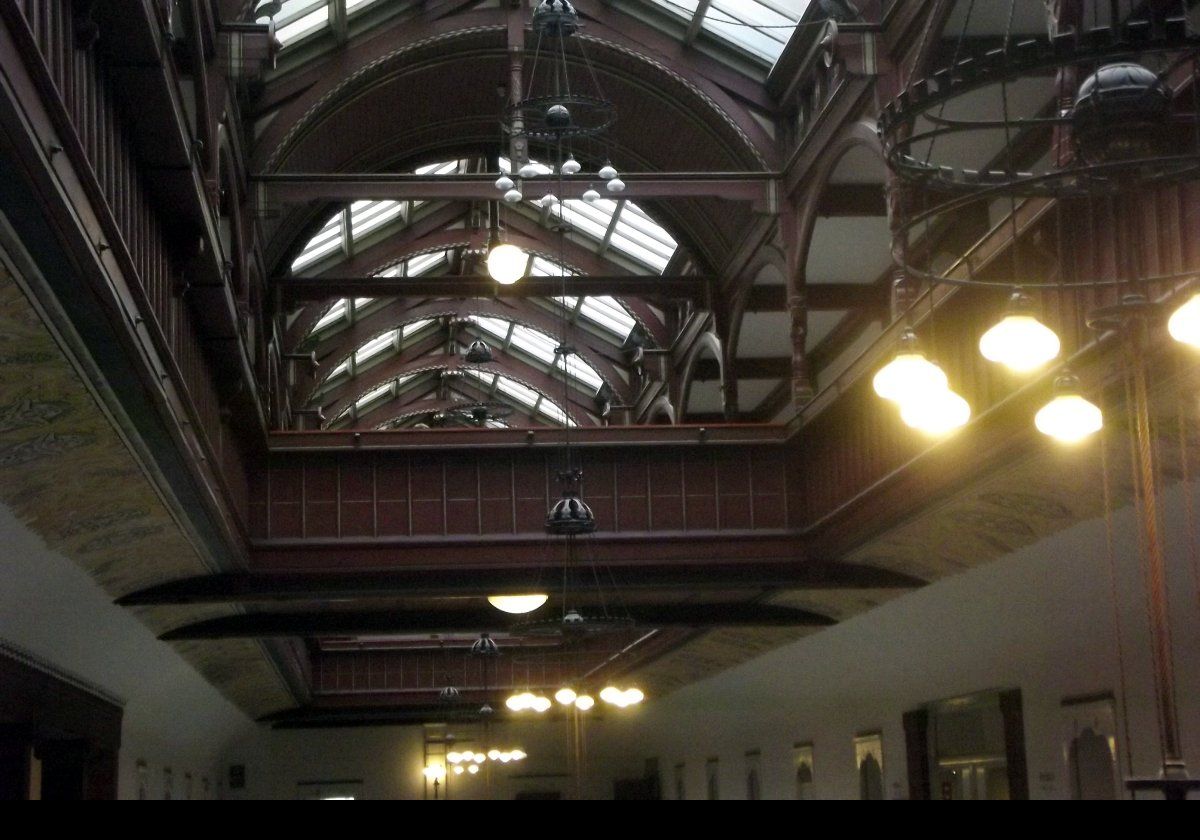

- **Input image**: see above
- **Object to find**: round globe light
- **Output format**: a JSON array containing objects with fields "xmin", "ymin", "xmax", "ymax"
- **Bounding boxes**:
[
  {"xmin": 487, "ymin": 749, "xmax": 501, "ymax": 761},
  {"xmin": 487, "ymin": 593, "xmax": 548, "ymax": 614},
  {"xmin": 505, "ymin": 693, "xmax": 527, "ymax": 712},
  {"xmin": 555, "ymin": 687, "xmax": 578, "ymax": 705},
  {"xmin": 447, "ymin": 751, "xmax": 463, "ymax": 765},
  {"xmin": 575, "ymin": 694, "xmax": 595, "ymax": 711},
  {"xmin": 532, "ymin": 696, "xmax": 552, "ymax": 713},
  {"xmin": 467, "ymin": 764, "xmax": 480, "ymax": 775},
  {"xmin": 503, "ymin": 188, "xmax": 524, "ymax": 204},
  {"xmin": 452, "ymin": 765, "xmax": 465, "ymax": 775},
  {"xmin": 539, "ymin": 193, "xmax": 558, "ymax": 209},
  {"xmin": 582, "ymin": 187, "xmax": 601, "ymax": 204},
  {"xmin": 872, "ymin": 332, "xmax": 948, "ymax": 403},
  {"xmin": 561, "ymin": 156, "xmax": 582, "ymax": 175},
  {"xmin": 487, "ymin": 243, "xmax": 527, "ymax": 285},
  {"xmin": 1035, "ymin": 375, "xmax": 1102, "ymax": 444},
  {"xmin": 598, "ymin": 163, "xmax": 618, "ymax": 181},
  {"xmin": 494, "ymin": 174, "xmax": 514, "ymax": 192},
  {"xmin": 606, "ymin": 177, "xmax": 625, "ymax": 193},
  {"xmin": 901, "ymin": 389, "xmax": 971, "ymax": 436},
  {"xmin": 511, "ymin": 750, "xmax": 527, "ymax": 761},
  {"xmin": 622, "ymin": 688, "xmax": 645, "ymax": 705},
  {"xmin": 472, "ymin": 753, "xmax": 486, "ymax": 764},
  {"xmin": 979, "ymin": 299, "xmax": 1061, "ymax": 373},
  {"xmin": 498, "ymin": 752, "xmax": 512, "ymax": 763},
  {"xmin": 1169, "ymin": 293, "xmax": 1200, "ymax": 348},
  {"xmin": 518, "ymin": 162, "xmax": 540, "ymax": 179},
  {"xmin": 599, "ymin": 686, "xmax": 622, "ymax": 704}
]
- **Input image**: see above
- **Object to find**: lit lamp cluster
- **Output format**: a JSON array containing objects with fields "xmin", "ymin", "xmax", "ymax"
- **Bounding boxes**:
[
  {"xmin": 506, "ymin": 685, "xmax": 643, "ymax": 713},
  {"xmin": 875, "ymin": 290, "xmax": 1111, "ymax": 444},
  {"xmin": 444, "ymin": 749, "xmax": 526, "ymax": 775}
]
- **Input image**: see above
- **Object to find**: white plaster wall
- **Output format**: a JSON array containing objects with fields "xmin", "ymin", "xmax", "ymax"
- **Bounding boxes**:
[
  {"xmin": 596, "ymin": 484, "xmax": 1200, "ymax": 800},
  {"xmin": 0, "ymin": 504, "xmax": 256, "ymax": 799}
]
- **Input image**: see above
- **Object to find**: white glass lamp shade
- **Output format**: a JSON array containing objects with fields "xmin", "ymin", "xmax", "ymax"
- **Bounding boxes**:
[
  {"xmin": 979, "ymin": 293, "xmax": 1061, "ymax": 373},
  {"xmin": 498, "ymin": 752, "xmax": 512, "ymax": 763},
  {"xmin": 487, "ymin": 593, "xmax": 547, "ymax": 614},
  {"xmin": 872, "ymin": 333, "xmax": 948, "ymax": 404},
  {"xmin": 452, "ymin": 765, "xmax": 465, "ymax": 775},
  {"xmin": 1169, "ymin": 293, "xmax": 1200, "ymax": 348},
  {"xmin": 494, "ymin": 174, "xmax": 514, "ymax": 192},
  {"xmin": 901, "ymin": 389, "xmax": 971, "ymax": 436},
  {"xmin": 539, "ymin": 193, "xmax": 558, "ymax": 209},
  {"xmin": 555, "ymin": 687, "xmax": 577, "ymax": 705},
  {"xmin": 487, "ymin": 243, "xmax": 526, "ymax": 285},
  {"xmin": 467, "ymin": 764, "xmax": 480, "ymax": 775},
  {"xmin": 574, "ymin": 694, "xmax": 595, "ymax": 711},
  {"xmin": 446, "ymin": 752, "xmax": 462, "ymax": 765},
  {"xmin": 487, "ymin": 749, "xmax": 501, "ymax": 761},
  {"xmin": 598, "ymin": 163, "xmax": 618, "ymax": 180},
  {"xmin": 606, "ymin": 177, "xmax": 625, "ymax": 193},
  {"xmin": 1035, "ymin": 375, "xmax": 1102, "ymax": 443},
  {"xmin": 582, "ymin": 187, "xmax": 601, "ymax": 204},
  {"xmin": 503, "ymin": 188, "xmax": 523, "ymax": 204},
  {"xmin": 518, "ymin": 162, "xmax": 540, "ymax": 179},
  {"xmin": 531, "ymin": 696, "xmax": 552, "ymax": 713},
  {"xmin": 622, "ymin": 688, "xmax": 645, "ymax": 705},
  {"xmin": 510, "ymin": 750, "xmax": 527, "ymax": 761},
  {"xmin": 599, "ymin": 686, "xmax": 622, "ymax": 704},
  {"xmin": 561, "ymin": 156, "xmax": 582, "ymax": 175}
]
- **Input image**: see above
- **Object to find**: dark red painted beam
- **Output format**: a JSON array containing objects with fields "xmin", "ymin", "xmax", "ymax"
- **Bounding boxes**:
[
  {"xmin": 281, "ymin": 274, "xmax": 708, "ymax": 302},
  {"xmin": 745, "ymin": 284, "xmax": 890, "ymax": 312},
  {"xmin": 158, "ymin": 602, "xmax": 837, "ymax": 640},
  {"xmin": 116, "ymin": 561, "xmax": 922, "ymax": 605}
]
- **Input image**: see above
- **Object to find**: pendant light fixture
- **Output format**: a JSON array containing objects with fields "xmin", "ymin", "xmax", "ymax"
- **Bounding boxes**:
[
  {"xmin": 486, "ymin": 203, "xmax": 526, "ymax": 286},
  {"xmin": 1035, "ymin": 373, "xmax": 1103, "ymax": 444},
  {"xmin": 978, "ymin": 290, "xmax": 1061, "ymax": 373},
  {"xmin": 487, "ymin": 593, "xmax": 549, "ymax": 614},
  {"xmin": 872, "ymin": 329, "xmax": 949, "ymax": 404},
  {"xmin": 900, "ymin": 388, "xmax": 971, "ymax": 437}
]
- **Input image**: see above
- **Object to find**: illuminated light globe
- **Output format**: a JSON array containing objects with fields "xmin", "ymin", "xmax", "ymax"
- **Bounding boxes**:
[
  {"xmin": 599, "ymin": 686, "xmax": 622, "ymax": 705},
  {"xmin": 487, "ymin": 593, "xmax": 548, "ymax": 614},
  {"xmin": 555, "ymin": 687, "xmax": 578, "ymax": 705},
  {"xmin": 561, "ymin": 156, "xmax": 582, "ymax": 175},
  {"xmin": 606, "ymin": 177, "xmax": 625, "ymax": 193},
  {"xmin": 498, "ymin": 752, "xmax": 512, "ymax": 764},
  {"xmin": 539, "ymin": 193, "xmax": 558, "ymax": 209},
  {"xmin": 487, "ymin": 243, "xmax": 527, "ymax": 285},
  {"xmin": 978, "ymin": 293, "xmax": 1060, "ymax": 373},
  {"xmin": 467, "ymin": 764, "xmax": 480, "ymax": 775},
  {"xmin": 453, "ymin": 765, "xmax": 465, "ymax": 776},
  {"xmin": 472, "ymin": 753, "xmax": 486, "ymax": 764},
  {"xmin": 487, "ymin": 749, "xmax": 501, "ymax": 761},
  {"xmin": 1168, "ymin": 293, "xmax": 1200, "ymax": 348},
  {"xmin": 494, "ymin": 174, "xmax": 514, "ymax": 192},
  {"xmin": 582, "ymin": 186, "xmax": 600, "ymax": 204},
  {"xmin": 575, "ymin": 694, "xmax": 595, "ymax": 711},
  {"xmin": 503, "ymin": 188, "xmax": 523, "ymax": 204},
  {"xmin": 505, "ymin": 692, "xmax": 531, "ymax": 712},
  {"xmin": 511, "ymin": 750, "xmax": 527, "ymax": 761},
  {"xmin": 531, "ymin": 696, "xmax": 552, "ymax": 713},
  {"xmin": 901, "ymin": 389, "xmax": 971, "ymax": 436},
  {"xmin": 622, "ymin": 688, "xmax": 645, "ymax": 705},
  {"xmin": 1035, "ymin": 374, "xmax": 1103, "ymax": 444},
  {"xmin": 872, "ymin": 331, "xmax": 948, "ymax": 403},
  {"xmin": 598, "ymin": 163, "xmax": 618, "ymax": 181},
  {"xmin": 447, "ymin": 751, "xmax": 463, "ymax": 765},
  {"xmin": 518, "ymin": 161, "xmax": 541, "ymax": 179}
]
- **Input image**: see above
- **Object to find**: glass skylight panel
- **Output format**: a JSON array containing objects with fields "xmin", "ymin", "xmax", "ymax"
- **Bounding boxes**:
[
  {"xmin": 355, "ymin": 329, "xmax": 397, "ymax": 366},
  {"xmin": 469, "ymin": 316, "xmax": 511, "ymax": 342},
  {"xmin": 580, "ymin": 296, "xmax": 637, "ymax": 339},
  {"xmin": 351, "ymin": 200, "xmax": 405, "ymax": 239},
  {"xmin": 402, "ymin": 318, "xmax": 435, "ymax": 338},
  {"xmin": 509, "ymin": 325, "xmax": 558, "ymax": 365},
  {"xmin": 649, "ymin": 0, "xmax": 809, "ymax": 65},
  {"xmin": 314, "ymin": 299, "xmax": 348, "ymax": 333},
  {"xmin": 345, "ymin": 0, "xmax": 383, "ymax": 12},
  {"xmin": 495, "ymin": 377, "xmax": 541, "ymax": 409},
  {"xmin": 558, "ymin": 355, "xmax": 604, "ymax": 393},
  {"xmin": 262, "ymin": 0, "xmax": 330, "ymax": 48},
  {"xmin": 406, "ymin": 251, "xmax": 447, "ymax": 276},
  {"xmin": 356, "ymin": 381, "xmax": 396, "ymax": 410},
  {"xmin": 292, "ymin": 213, "xmax": 344, "ymax": 271}
]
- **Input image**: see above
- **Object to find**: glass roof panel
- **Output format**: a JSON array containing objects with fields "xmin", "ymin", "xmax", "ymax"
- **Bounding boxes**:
[
  {"xmin": 262, "ymin": 0, "xmax": 329, "ymax": 47},
  {"xmin": 649, "ymin": 0, "xmax": 809, "ymax": 65}
]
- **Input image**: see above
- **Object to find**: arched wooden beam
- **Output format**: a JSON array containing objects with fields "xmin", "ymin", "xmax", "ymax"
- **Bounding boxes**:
[
  {"xmin": 294, "ymin": 298, "xmax": 635, "ymax": 406},
  {"xmin": 678, "ymin": 330, "xmax": 725, "ymax": 422},
  {"xmin": 321, "ymin": 349, "xmax": 604, "ymax": 428}
]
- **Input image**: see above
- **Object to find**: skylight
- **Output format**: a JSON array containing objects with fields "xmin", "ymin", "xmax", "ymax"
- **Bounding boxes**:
[
  {"xmin": 465, "ymin": 315, "xmax": 606, "ymax": 395},
  {"xmin": 260, "ymin": 0, "xmax": 388, "ymax": 48},
  {"xmin": 650, "ymin": 0, "xmax": 810, "ymax": 65}
]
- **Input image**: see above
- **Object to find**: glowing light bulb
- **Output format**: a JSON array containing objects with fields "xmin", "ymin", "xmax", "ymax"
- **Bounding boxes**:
[
  {"xmin": 901, "ymin": 389, "xmax": 971, "ymax": 436},
  {"xmin": 494, "ymin": 174, "xmax": 514, "ymax": 192},
  {"xmin": 622, "ymin": 688, "xmax": 645, "ymax": 705},
  {"xmin": 598, "ymin": 163, "xmax": 618, "ymax": 181},
  {"xmin": 606, "ymin": 177, "xmax": 625, "ymax": 193},
  {"xmin": 978, "ymin": 293, "xmax": 1060, "ymax": 373},
  {"xmin": 498, "ymin": 752, "xmax": 512, "ymax": 763},
  {"xmin": 447, "ymin": 751, "xmax": 462, "ymax": 765},
  {"xmin": 561, "ymin": 156, "xmax": 582, "ymax": 175},
  {"xmin": 487, "ymin": 593, "xmax": 548, "ymax": 614},
  {"xmin": 467, "ymin": 764, "xmax": 480, "ymax": 775},
  {"xmin": 487, "ymin": 749, "xmax": 501, "ymax": 761},
  {"xmin": 555, "ymin": 687, "xmax": 578, "ymax": 705},
  {"xmin": 505, "ymin": 693, "xmax": 529, "ymax": 712},
  {"xmin": 487, "ymin": 243, "xmax": 526, "ymax": 285},
  {"xmin": 511, "ymin": 750, "xmax": 527, "ymax": 761},
  {"xmin": 452, "ymin": 765, "xmax": 465, "ymax": 775},
  {"xmin": 575, "ymin": 695, "xmax": 595, "ymax": 711},
  {"xmin": 532, "ymin": 696, "xmax": 552, "ymax": 713},
  {"xmin": 1169, "ymin": 293, "xmax": 1200, "ymax": 348},
  {"xmin": 872, "ymin": 331, "xmax": 948, "ymax": 404},
  {"xmin": 599, "ymin": 686, "xmax": 622, "ymax": 705},
  {"xmin": 1035, "ymin": 374, "xmax": 1102, "ymax": 444}
]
